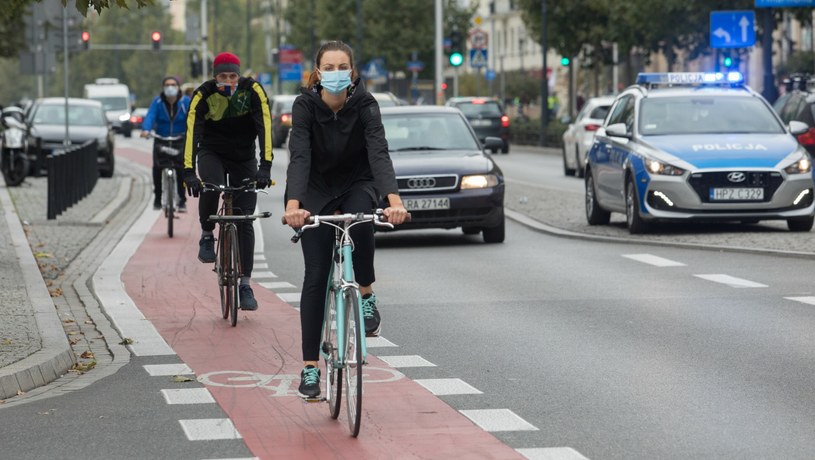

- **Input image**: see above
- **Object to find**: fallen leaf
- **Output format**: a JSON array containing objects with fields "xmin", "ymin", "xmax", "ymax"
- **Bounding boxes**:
[
  {"xmin": 172, "ymin": 375, "xmax": 194, "ymax": 383},
  {"xmin": 62, "ymin": 319, "xmax": 75, "ymax": 324},
  {"xmin": 84, "ymin": 320, "xmax": 94, "ymax": 325},
  {"xmin": 34, "ymin": 252, "xmax": 53, "ymax": 258},
  {"xmin": 69, "ymin": 338, "xmax": 80, "ymax": 345},
  {"xmin": 119, "ymin": 338, "xmax": 134, "ymax": 345},
  {"xmin": 72, "ymin": 361, "xmax": 97, "ymax": 373},
  {"xmin": 16, "ymin": 390, "xmax": 24, "ymax": 396},
  {"xmin": 1, "ymin": 339, "xmax": 12, "ymax": 345},
  {"xmin": 80, "ymin": 351, "xmax": 94, "ymax": 359},
  {"xmin": 67, "ymin": 331, "xmax": 80, "ymax": 336}
]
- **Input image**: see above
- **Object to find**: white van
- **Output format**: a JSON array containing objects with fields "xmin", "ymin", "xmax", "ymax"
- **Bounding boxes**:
[{"xmin": 83, "ymin": 78, "xmax": 133, "ymax": 137}]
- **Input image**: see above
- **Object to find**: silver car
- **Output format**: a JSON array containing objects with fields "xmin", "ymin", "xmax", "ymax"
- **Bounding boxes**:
[{"xmin": 562, "ymin": 96, "xmax": 614, "ymax": 177}]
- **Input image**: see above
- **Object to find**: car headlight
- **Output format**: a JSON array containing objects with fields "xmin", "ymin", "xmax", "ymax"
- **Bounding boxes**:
[
  {"xmin": 461, "ymin": 174, "xmax": 499, "ymax": 189},
  {"xmin": 784, "ymin": 150, "xmax": 812, "ymax": 174},
  {"xmin": 119, "ymin": 113, "xmax": 131, "ymax": 122},
  {"xmin": 644, "ymin": 157, "xmax": 685, "ymax": 176}
]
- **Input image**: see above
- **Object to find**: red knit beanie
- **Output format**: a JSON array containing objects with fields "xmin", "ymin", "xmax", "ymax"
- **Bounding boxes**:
[{"xmin": 213, "ymin": 52, "xmax": 240, "ymax": 76}]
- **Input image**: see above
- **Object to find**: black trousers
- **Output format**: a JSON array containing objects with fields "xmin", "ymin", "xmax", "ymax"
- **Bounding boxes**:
[
  {"xmin": 299, "ymin": 189, "xmax": 376, "ymax": 361},
  {"xmin": 152, "ymin": 139, "xmax": 186, "ymax": 205},
  {"xmin": 196, "ymin": 149, "xmax": 258, "ymax": 277}
]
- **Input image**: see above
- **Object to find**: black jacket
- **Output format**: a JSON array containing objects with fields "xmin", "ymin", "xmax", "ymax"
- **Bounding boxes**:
[
  {"xmin": 286, "ymin": 81, "xmax": 398, "ymax": 213},
  {"xmin": 183, "ymin": 77, "xmax": 273, "ymax": 170}
]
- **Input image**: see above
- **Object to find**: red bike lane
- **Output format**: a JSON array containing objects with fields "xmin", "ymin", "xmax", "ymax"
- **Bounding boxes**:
[{"xmin": 117, "ymin": 147, "xmax": 523, "ymax": 459}]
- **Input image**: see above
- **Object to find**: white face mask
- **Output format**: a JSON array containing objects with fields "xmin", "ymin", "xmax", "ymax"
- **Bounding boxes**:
[{"xmin": 163, "ymin": 86, "xmax": 179, "ymax": 98}]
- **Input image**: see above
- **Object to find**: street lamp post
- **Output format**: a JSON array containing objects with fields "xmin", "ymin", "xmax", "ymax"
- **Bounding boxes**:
[{"xmin": 540, "ymin": 0, "xmax": 548, "ymax": 146}]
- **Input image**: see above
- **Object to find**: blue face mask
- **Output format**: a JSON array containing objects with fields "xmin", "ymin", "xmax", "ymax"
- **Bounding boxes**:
[{"xmin": 319, "ymin": 70, "xmax": 352, "ymax": 95}]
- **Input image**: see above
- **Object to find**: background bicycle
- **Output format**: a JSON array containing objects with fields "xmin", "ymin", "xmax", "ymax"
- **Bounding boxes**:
[{"xmin": 147, "ymin": 133, "xmax": 184, "ymax": 237}]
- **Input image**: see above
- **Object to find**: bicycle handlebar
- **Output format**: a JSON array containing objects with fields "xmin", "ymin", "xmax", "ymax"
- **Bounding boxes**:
[
  {"xmin": 145, "ymin": 133, "xmax": 184, "ymax": 142},
  {"xmin": 209, "ymin": 211, "xmax": 272, "ymax": 222},
  {"xmin": 282, "ymin": 209, "xmax": 412, "ymax": 243}
]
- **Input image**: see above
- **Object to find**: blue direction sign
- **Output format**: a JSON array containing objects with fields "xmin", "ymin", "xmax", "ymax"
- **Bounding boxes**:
[
  {"xmin": 485, "ymin": 69, "xmax": 496, "ymax": 81},
  {"xmin": 279, "ymin": 63, "xmax": 302, "ymax": 81},
  {"xmin": 755, "ymin": 0, "xmax": 815, "ymax": 6},
  {"xmin": 362, "ymin": 58, "xmax": 387, "ymax": 83},
  {"xmin": 469, "ymin": 49, "xmax": 487, "ymax": 68},
  {"xmin": 406, "ymin": 60, "xmax": 424, "ymax": 72},
  {"xmin": 710, "ymin": 11, "xmax": 755, "ymax": 48}
]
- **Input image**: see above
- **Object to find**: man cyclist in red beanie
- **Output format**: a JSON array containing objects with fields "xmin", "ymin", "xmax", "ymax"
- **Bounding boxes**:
[{"xmin": 182, "ymin": 51, "xmax": 274, "ymax": 311}]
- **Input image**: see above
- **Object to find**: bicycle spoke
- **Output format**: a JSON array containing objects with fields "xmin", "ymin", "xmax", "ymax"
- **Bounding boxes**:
[{"xmin": 324, "ymin": 284, "xmax": 342, "ymax": 418}]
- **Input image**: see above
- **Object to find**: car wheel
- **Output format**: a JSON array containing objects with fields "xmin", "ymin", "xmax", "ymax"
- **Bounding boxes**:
[
  {"xmin": 99, "ymin": 149, "xmax": 115, "ymax": 178},
  {"xmin": 462, "ymin": 227, "xmax": 480, "ymax": 235},
  {"xmin": 490, "ymin": 148, "xmax": 498, "ymax": 154},
  {"xmin": 563, "ymin": 145, "xmax": 575, "ymax": 176},
  {"xmin": 787, "ymin": 216, "xmax": 814, "ymax": 232},
  {"xmin": 501, "ymin": 142, "xmax": 509, "ymax": 154},
  {"xmin": 575, "ymin": 145, "xmax": 584, "ymax": 178},
  {"xmin": 625, "ymin": 175, "xmax": 648, "ymax": 234},
  {"xmin": 482, "ymin": 211, "xmax": 505, "ymax": 243},
  {"xmin": 585, "ymin": 170, "xmax": 610, "ymax": 225}
]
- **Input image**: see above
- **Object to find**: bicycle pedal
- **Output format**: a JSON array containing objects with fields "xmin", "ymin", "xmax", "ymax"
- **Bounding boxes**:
[{"xmin": 301, "ymin": 396, "xmax": 323, "ymax": 403}]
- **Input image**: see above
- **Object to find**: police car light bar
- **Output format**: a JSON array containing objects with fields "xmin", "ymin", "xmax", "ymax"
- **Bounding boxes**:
[{"xmin": 636, "ymin": 72, "xmax": 744, "ymax": 86}]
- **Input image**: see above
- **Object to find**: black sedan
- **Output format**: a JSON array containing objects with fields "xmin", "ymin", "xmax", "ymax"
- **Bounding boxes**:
[
  {"xmin": 381, "ymin": 106, "xmax": 505, "ymax": 243},
  {"xmin": 445, "ymin": 97, "xmax": 510, "ymax": 154},
  {"xmin": 25, "ymin": 98, "xmax": 115, "ymax": 178}
]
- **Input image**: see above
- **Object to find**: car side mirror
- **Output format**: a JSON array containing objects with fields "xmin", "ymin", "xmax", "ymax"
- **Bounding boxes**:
[
  {"xmin": 605, "ymin": 123, "xmax": 631, "ymax": 139},
  {"xmin": 789, "ymin": 120, "xmax": 809, "ymax": 136},
  {"xmin": 483, "ymin": 136, "xmax": 503, "ymax": 151}
]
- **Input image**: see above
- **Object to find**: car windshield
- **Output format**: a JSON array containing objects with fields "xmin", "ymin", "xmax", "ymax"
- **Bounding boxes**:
[
  {"xmin": 639, "ymin": 96, "xmax": 785, "ymax": 135},
  {"xmin": 373, "ymin": 94, "xmax": 398, "ymax": 107},
  {"xmin": 382, "ymin": 113, "xmax": 480, "ymax": 152},
  {"xmin": 90, "ymin": 96, "xmax": 128, "ymax": 111},
  {"xmin": 589, "ymin": 105, "xmax": 610, "ymax": 120},
  {"xmin": 33, "ymin": 104, "xmax": 106, "ymax": 127},
  {"xmin": 456, "ymin": 101, "xmax": 503, "ymax": 117}
]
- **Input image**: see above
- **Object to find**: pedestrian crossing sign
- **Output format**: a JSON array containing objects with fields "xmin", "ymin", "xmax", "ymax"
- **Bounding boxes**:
[{"xmin": 469, "ymin": 49, "xmax": 487, "ymax": 68}]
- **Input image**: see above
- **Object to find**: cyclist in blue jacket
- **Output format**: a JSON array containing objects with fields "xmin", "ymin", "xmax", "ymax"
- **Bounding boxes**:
[{"xmin": 141, "ymin": 76, "xmax": 191, "ymax": 211}]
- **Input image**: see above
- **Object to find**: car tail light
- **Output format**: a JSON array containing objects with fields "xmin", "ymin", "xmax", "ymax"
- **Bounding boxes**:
[
  {"xmin": 797, "ymin": 127, "xmax": 815, "ymax": 146},
  {"xmin": 584, "ymin": 124, "xmax": 600, "ymax": 132},
  {"xmin": 501, "ymin": 115, "xmax": 510, "ymax": 128},
  {"xmin": 280, "ymin": 113, "xmax": 291, "ymax": 124}
]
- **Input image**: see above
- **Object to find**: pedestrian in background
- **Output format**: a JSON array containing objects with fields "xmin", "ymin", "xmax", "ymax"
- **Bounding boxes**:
[{"xmin": 141, "ymin": 76, "xmax": 190, "ymax": 211}]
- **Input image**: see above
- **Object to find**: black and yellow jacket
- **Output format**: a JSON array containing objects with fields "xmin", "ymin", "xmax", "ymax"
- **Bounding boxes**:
[{"xmin": 184, "ymin": 77, "xmax": 273, "ymax": 169}]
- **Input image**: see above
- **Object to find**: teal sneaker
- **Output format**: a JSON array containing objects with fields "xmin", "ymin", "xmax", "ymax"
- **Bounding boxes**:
[
  {"xmin": 362, "ymin": 294, "xmax": 381, "ymax": 337},
  {"xmin": 298, "ymin": 365, "xmax": 321, "ymax": 398}
]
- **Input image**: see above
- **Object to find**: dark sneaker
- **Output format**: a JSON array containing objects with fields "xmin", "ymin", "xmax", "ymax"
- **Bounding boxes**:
[
  {"xmin": 198, "ymin": 235, "xmax": 216, "ymax": 263},
  {"xmin": 239, "ymin": 285, "xmax": 258, "ymax": 311},
  {"xmin": 298, "ymin": 365, "xmax": 321, "ymax": 398},
  {"xmin": 177, "ymin": 201, "xmax": 187, "ymax": 213},
  {"xmin": 153, "ymin": 199, "xmax": 161, "ymax": 211},
  {"xmin": 362, "ymin": 294, "xmax": 381, "ymax": 337}
]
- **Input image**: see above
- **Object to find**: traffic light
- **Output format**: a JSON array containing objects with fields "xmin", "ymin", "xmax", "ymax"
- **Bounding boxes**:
[
  {"xmin": 151, "ymin": 31, "xmax": 161, "ymax": 51},
  {"xmin": 81, "ymin": 31, "xmax": 89, "ymax": 51},
  {"xmin": 449, "ymin": 30, "xmax": 463, "ymax": 67},
  {"xmin": 190, "ymin": 52, "xmax": 201, "ymax": 78},
  {"xmin": 723, "ymin": 56, "xmax": 733, "ymax": 68},
  {"xmin": 560, "ymin": 56, "xmax": 570, "ymax": 66}
]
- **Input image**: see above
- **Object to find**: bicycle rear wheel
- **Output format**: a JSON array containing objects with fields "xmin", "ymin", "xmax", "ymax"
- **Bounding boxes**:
[
  {"xmin": 163, "ymin": 170, "xmax": 175, "ymax": 238},
  {"xmin": 217, "ymin": 228, "xmax": 229, "ymax": 320},
  {"xmin": 344, "ymin": 288, "xmax": 363, "ymax": 437},
  {"xmin": 226, "ymin": 225, "xmax": 240, "ymax": 327},
  {"xmin": 322, "ymin": 283, "xmax": 342, "ymax": 418}
]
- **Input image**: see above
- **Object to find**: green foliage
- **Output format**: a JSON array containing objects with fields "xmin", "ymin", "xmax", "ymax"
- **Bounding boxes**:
[
  {"xmin": 509, "ymin": 116, "xmax": 566, "ymax": 147},
  {"xmin": 777, "ymin": 51, "xmax": 815, "ymax": 78}
]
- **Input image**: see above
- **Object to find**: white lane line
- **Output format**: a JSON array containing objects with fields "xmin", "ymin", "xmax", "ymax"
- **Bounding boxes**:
[
  {"xmin": 143, "ymin": 363, "xmax": 193, "ymax": 376},
  {"xmin": 258, "ymin": 281, "xmax": 297, "ymax": 290},
  {"xmin": 785, "ymin": 296, "xmax": 815, "ymax": 305},
  {"xmin": 160, "ymin": 388, "xmax": 215, "ymax": 404},
  {"xmin": 622, "ymin": 253, "xmax": 685, "ymax": 267},
  {"xmin": 459, "ymin": 408, "xmax": 538, "ymax": 432},
  {"xmin": 377, "ymin": 355, "xmax": 436, "ymax": 368},
  {"xmin": 414, "ymin": 378, "xmax": 482, "ymax": 395},
  {"xmin": 253, "ymin": 254, "xmax": 264, "ymax": 261},
  {"xmin": 178, "ymin": 418, "xmax": 242, "ymax": 441},
  {"xmin": 251, "ymin": 270, "xmax": 278, "ymax": 279},
  {"xmin": 254, "ymin": 262, "xmax": 269, "ymax": 269},
  {"xmin": 694, "ymin": 274, "xmax": 768, "ymax": 288},
  {"xmin": 517, "ymin": 447, "xmax": 590, "ymax": 460},
  {"xmin": 201, "ymin": 458, "xmax": 259, "ymax": 460},
  {"xmin": 366, "ymin": 336, "xmax": 398, "ymax": 348},
  {"xmin": 277, "ymin": 293, "xmax": 301, "ymax": 303}
]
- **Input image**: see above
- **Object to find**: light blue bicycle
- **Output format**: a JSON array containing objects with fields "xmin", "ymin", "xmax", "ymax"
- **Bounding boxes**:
[{"xmin": 289, "ymin": 209, "xmax": 396, "ymax": 437}]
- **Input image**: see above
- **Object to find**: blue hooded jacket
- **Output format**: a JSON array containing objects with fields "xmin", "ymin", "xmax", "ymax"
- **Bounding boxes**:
[{"xmin": 142, "ymin": 93, "xmax": 190, "ymax": 137}]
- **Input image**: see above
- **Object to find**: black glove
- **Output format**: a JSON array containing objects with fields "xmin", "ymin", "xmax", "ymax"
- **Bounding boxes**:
[
  {"xmin": 255, "ymin": 165, "xmax": 272, "ymax": 189},
  {"xmin": 183, "ymin": 169, "xmax": 202, "ymax": 197}
]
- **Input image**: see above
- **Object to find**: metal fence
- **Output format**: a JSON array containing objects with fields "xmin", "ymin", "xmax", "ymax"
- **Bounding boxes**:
[{"xmin": 47, "ymin": 140, "xmax": 99, "ymax": 220}]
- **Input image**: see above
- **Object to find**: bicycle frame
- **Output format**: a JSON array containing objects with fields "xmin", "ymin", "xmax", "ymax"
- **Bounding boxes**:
[{"xmin": 327, "ymin": 223, "xmax": 368, "ymax": 367}]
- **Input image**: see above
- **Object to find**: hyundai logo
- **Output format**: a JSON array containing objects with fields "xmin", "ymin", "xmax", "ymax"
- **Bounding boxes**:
[
  {"xmin": 406, "ymin": 177, "xmax": 437, "ymax": 189},
  {"xmin": 727, "ymin": 172, "xmax": 746, "ymax": 183}
]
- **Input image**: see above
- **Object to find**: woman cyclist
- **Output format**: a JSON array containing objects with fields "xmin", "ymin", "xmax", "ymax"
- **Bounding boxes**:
[{"xmin": 283, "ymin": 41, "xmax": 408, "ymax": 398}]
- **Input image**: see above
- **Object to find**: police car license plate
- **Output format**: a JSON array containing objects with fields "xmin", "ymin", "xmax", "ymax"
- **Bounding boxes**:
[
  {"xmin": 404, "ymin": 197, "xmax": 450, "ymax": 210},
  {"xmin": 709, "ymin": 187, "xmax": 764, "ymax": 201}
]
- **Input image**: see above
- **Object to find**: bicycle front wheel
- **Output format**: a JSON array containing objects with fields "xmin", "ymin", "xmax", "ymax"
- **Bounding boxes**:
[
  {"xmin": 217, "ymin": 228, "xmax": 229, "ymax": 320},
  {"xmin": 344, "ymin": 288, "xmax": 363, "ymax": 437},
  {"xmin": 322, "ymin": 284, "xmax": 342, "ymax": 418},
  {"xmin": 226, "ymin": 225, "xmax": 240, "ymax": 327},
  {"xmin": 163, "ymin": 170, "xmax": 175, "ymax": 238}
]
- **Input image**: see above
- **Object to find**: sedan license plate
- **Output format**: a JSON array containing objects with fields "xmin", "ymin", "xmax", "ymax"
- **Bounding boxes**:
[
  {"xmin": 471, "ymin": 119, "xmax": 492, "ymax": 127},
  {"xmin": 404, "ymin": 197, "xmax": 450, "ymax": 211},
  {"xmin": 709, "ymin": 187, "xmax": 764, "ymax": 201}
]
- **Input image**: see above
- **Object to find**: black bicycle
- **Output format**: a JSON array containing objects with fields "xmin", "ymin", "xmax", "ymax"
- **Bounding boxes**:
[
  {"xmin": 147, "ymin": 133, "xmax": 184, "ymax": 237},
  {"xmin": 204, "ymin": 177, "xmax": 271, "ymax": 326}
]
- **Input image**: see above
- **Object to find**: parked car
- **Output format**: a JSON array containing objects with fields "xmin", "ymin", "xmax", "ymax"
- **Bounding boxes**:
[
  {"xmin": 269, "ymin": 94, "xmax": 297, "ymax": 148},
  {"xmin": 380, "ymin": 106, "xmax": 505, "ymax": 243},
  {"xmin": 25, "ymin": 97, "xmax": 115, "ymax": 178},
  {"xmin": 445, "ymin": 97, "xmax": 510, "ymax": 153},
  {"xmin": 371, "ymin": 92, "xmax": 401, "ymax": 108},
  {"xmin": 130, "ymin": 107, "xmax": 148, "ymax": 130},
  {"xmin": 771, "ymin": 74, "xmax": 815, "ymax": 159},
  {"xmin": 585, "ymin": 72, "xmax": 814, "ymax": 234},
  {"xmin": 561, "ymin": 95, "xmax": 614, "ymax": 177}
]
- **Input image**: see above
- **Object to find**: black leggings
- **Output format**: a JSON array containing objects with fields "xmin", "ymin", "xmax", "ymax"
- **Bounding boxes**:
[
  {"xmin": 299, "ymin": 189, "xmax": 376, "ymax": 361},
  {"xmin": 152, "ymin": 140, "xmax": 185, "ymax": 204},
  {"xmin": 196, "ymin": 149, "xmax": 258, "ymax": 277}
]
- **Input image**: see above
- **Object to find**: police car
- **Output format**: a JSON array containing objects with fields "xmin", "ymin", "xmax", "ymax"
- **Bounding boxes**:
[{"xmin": 584, "ymin": 72, "xmax": 815, "ymax": 233}]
